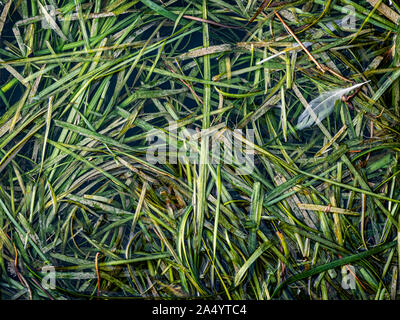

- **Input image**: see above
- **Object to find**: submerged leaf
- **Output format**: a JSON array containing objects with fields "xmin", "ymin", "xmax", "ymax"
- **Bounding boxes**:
[{"xmin": 296, "ymin": 81, "xmax": 369, "ymax": 130}]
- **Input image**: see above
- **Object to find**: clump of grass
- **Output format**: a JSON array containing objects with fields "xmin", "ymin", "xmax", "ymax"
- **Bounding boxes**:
[{"xmin": 0, "ymin": 0, "xmax": 399, "ymax": 300}]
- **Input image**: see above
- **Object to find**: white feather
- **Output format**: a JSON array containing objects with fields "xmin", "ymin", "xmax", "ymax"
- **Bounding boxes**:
[{"xmin": 296, "ymin": 81, "xmax": 369, "ymax": 130}]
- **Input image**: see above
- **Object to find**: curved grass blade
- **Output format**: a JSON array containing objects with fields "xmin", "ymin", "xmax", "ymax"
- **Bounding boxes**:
[{"xmin": 271, "ymin": 240, "xmax": 396, "ymax": 298}]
